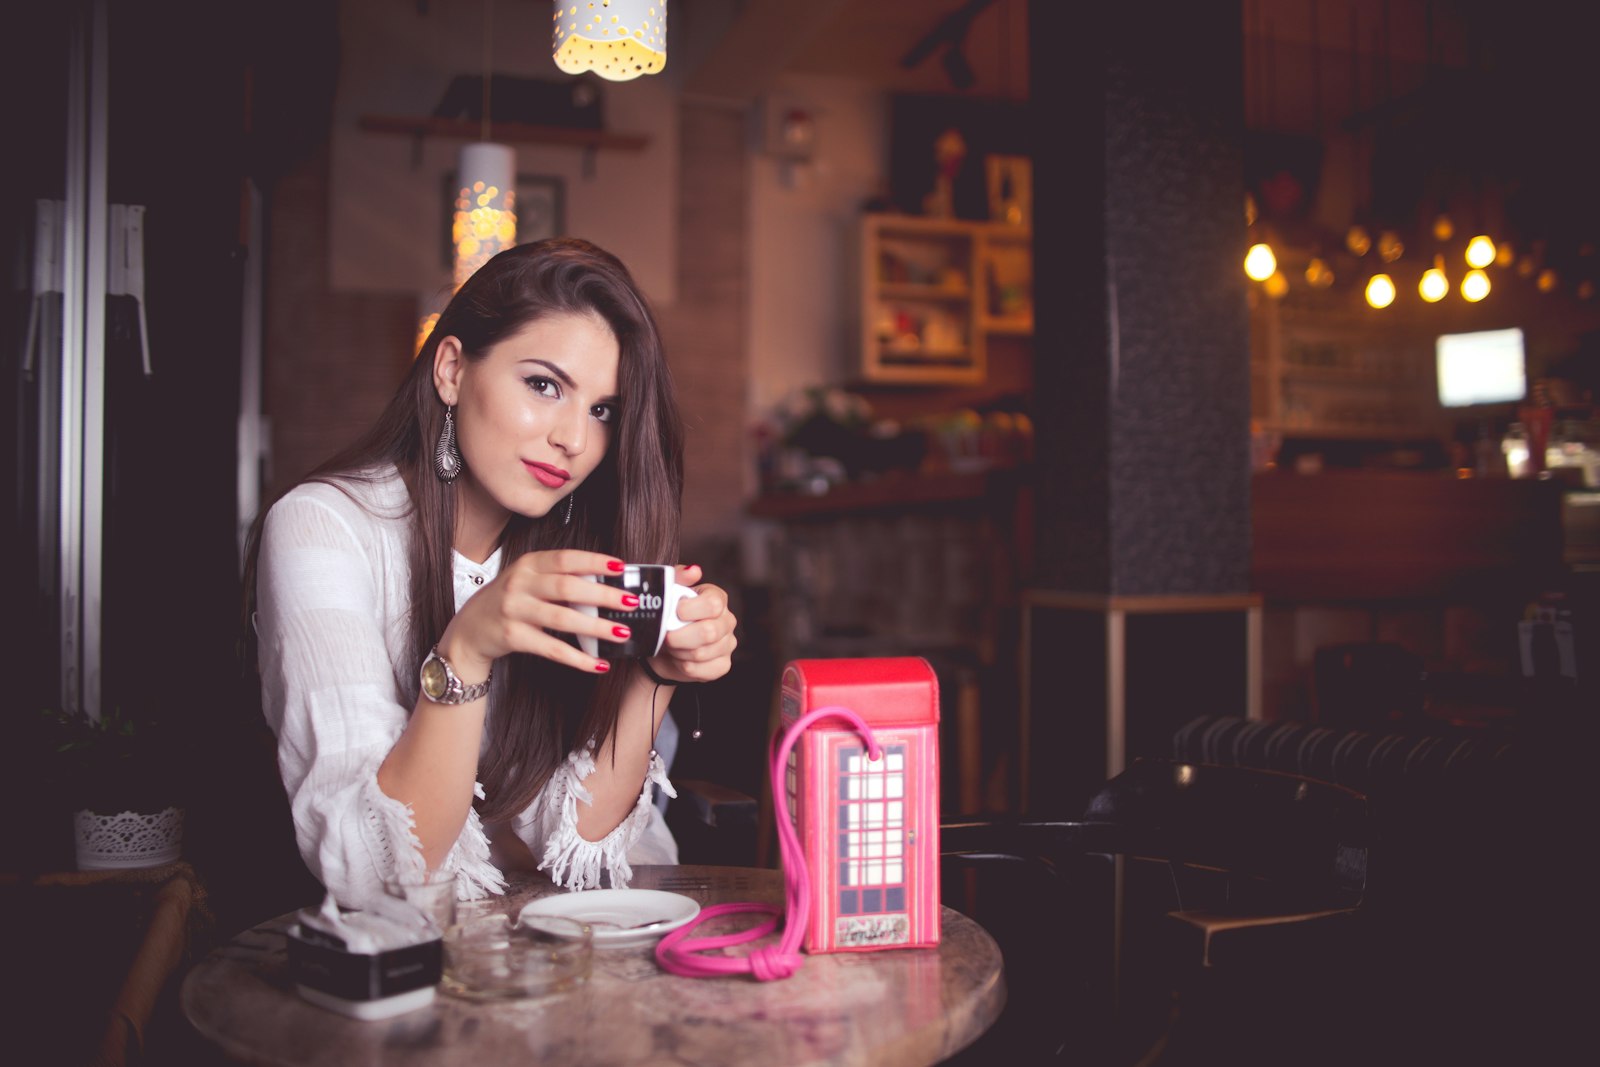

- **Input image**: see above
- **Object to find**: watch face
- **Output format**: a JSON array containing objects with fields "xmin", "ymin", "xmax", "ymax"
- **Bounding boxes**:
[{"xmin": 421, "ymin": 656, "xmax": 450, "ymax": 700}]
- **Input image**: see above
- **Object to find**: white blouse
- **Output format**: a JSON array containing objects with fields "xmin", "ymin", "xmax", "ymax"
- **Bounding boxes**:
[{"xmin": 254, "ymin": 467, "xmax": 677, "ymax": 908}]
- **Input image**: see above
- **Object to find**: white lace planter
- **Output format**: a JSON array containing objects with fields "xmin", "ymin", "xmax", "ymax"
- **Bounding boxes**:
[{"xmin": 74, "ymin": 806, "xmax": 184, "ymax": 870}]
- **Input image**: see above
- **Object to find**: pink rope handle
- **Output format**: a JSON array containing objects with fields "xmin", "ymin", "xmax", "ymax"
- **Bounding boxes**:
[{"xmin": 655, "ymin": 705, "xmax": 880, "ymax": 980}]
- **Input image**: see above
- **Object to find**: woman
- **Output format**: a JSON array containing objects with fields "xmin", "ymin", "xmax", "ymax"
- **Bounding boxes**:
[{"xmin": 245, "ymin": 238, "xmax": 737, "ymax": 907}]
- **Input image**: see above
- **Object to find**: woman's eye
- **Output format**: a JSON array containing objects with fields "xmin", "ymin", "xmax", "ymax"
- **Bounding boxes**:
[
  {"xmin": 591, "ymin": 403, "xmax": 616, "ymax": 424},
  {"xmin": 524, "ymin": 375, "xmax": 560, "ymax": 399}
]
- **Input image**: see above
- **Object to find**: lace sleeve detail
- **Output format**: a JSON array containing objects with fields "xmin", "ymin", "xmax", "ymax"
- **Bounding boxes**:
[
  {"xmin": 446, "ymin": 784, "xmax": 508, "ymax": 901},
  {"xmin": 524, "ymin": 742, "xmax": 676, "ymax": 891},
  {"xmin": 356, "ymin": 776, "xmax": 507, "ymax": 902}
]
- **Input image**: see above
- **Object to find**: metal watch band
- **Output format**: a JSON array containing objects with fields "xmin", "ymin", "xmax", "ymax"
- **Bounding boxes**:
[{"xmin": 420, "ymin": 645, "xmax": 492, "ymax": 705}]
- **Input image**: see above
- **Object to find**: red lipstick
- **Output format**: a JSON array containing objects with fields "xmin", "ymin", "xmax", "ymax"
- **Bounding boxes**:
[{"xmin": 524, "ymin": 461, "xmax": 570, "ymax": 489}]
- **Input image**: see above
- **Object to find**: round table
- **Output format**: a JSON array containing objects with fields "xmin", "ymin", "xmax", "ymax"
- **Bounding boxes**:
[{"xmin": 181, "ymin": 865, "xmax": 1006, "ymax": 1066}]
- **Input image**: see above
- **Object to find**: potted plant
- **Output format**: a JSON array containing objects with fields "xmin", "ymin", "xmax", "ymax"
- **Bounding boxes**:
[{"xmin": 41, "ymin": 706, "xmax": 186, "ymax": 870}]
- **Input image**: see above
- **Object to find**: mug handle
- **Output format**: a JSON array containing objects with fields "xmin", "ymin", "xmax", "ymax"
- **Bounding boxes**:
[{"xmin": 652, "ymin": 582, "xmax": 699, "ymax": 657}]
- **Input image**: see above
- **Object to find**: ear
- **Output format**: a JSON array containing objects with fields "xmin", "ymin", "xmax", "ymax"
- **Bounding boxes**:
[{"xmin": 433, "ymin": 335, "xmax": 465, "ymax": 406}]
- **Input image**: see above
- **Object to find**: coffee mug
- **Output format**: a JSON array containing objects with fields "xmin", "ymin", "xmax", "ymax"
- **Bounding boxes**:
[{"xmin": 577, "ymin": 564, "xmax": 698, "ymax": 659}]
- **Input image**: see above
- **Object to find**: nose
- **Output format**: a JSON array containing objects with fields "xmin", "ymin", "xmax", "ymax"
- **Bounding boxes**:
[{"xmin": 548, "ymin": 403, "xmax": 588, "ymax": 457}]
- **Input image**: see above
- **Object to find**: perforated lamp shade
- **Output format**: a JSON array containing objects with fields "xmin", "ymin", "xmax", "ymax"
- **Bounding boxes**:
[
  {"xmin": 453, "ymin": 142, "xmax": 517, "ymax": 289},
  {"xmin": 552, "ymin": 0, "xmax": 667, "ymax": 81}
]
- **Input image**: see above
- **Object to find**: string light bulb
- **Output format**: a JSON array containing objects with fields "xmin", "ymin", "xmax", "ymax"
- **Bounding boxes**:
[
  {"xmin": 1465, "ymin": 235, "xmax": 1496, "ymax": 269},
  {"xmin": 1461, "ymin": 269, "xmax": 1491, "ymax": 302},
  {"xmin": 1432, "ymin": 214, "xmax": 1454, "ymax": 242},
  {"xmin": 1537, "ymin": 268, "xmax": 1559, "ymax": 293},
  {"xmin": 1304, "ymin": 257, "xmax": 1335, "ymax": 289},
  {"xmin": 1419, "ymin": 256, "xmax": 1449, "ymax": 302},
  {"xmin": 1264, "ymin": 271, "xmax": 1289, "ymax": 299},
  {"xmin": 1365, "ymin": 273, "xmax": 1396, "ymax": 308},
  {"xmin": 1244, "ymin": 242, "xmax": 1277, "ymax": 282},
  {"xmin": 1377, "ymin": 230, "xmax": 1405, "ymax": 263},
  {"xmin": 1346, "ymin": 225, "xmax": 1372, "ymax": 257}
]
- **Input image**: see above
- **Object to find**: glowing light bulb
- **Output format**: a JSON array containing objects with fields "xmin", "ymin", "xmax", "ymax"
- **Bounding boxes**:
[
  {"xmin": 1264, "ymin": 271, "xmax": 1289, "ymax": 299},
  {"xmin": 1244, "ymin": 242, "xmax": 1277, "ymax": 281},
  {"xmin": 1365, "ymin": 273, "xmax": 1396, "ymax": 308},
  {"xmin": 1346, "ymin": 225, "xmax": 1372, "ymax": 257},
  {"xmin": 1432, "ymin": 214, "xmax": 1454, "ymax": 242},
  {"xmin": 1304, "ymin": 257, "xmax": 1334, "ymax": 288},
  {"xmin": 1465, "ymin": 235, "xmax": 1496, "ymax": 269},
  {"xmin": 1461, "ymin": 269, "xmax": 1491, "ymax": 302},
  {"xmin": 1377, "ymin": 230, "xmax": 1405, "ymax": 263},
  {"xmin": 1419, "ymin": 256, "xmax": 1449, "ymax": 302},
  {"xmin": 1495, "ymin": 241, "xmax": 1515, "ymax": 268},
  {"xmin": 1537, "ymin": 268, "xmax": 1559, "ymax": 293}
]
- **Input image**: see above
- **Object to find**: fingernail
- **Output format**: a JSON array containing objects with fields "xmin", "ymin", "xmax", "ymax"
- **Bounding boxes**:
[
  {"xmin": 607, "ymin": 560, "xmax": 625, "ymax": 573},
  {"xmin": 621, "ymin": 594, "xmax": 640, "ymax": 608},
  {"xmin": 612, "ymin": 625, "xmax": 631, "ymax": 639},
  {"xmin": 594, "ymin": 661, "xmax": 611, "ymax": 673}
]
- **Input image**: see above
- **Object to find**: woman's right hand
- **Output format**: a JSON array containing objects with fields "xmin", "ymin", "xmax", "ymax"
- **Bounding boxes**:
[{"xmin": 436, "ymin": 550, "xmax": 632, "ymax": 677}]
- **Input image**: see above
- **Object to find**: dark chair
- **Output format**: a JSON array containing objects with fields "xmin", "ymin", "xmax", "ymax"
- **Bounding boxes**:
[{"xmin": 939, "ymin": 758, "xmax": 1372, "ymax": 1066}]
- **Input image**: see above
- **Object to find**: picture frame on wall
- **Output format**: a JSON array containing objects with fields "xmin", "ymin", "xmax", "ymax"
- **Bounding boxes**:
[{"xmin": 441, "ymin": 172, "xmax": 567, "ymax": 268}]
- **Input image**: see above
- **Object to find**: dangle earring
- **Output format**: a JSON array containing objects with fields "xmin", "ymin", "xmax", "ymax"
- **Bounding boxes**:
[
  {"xmin": 563, "ymin": 491, "xmax": 576, "ymax": 526},
  {"xmin": 434, "ymin": 406, "xmax": 462, "ymax": 483}
]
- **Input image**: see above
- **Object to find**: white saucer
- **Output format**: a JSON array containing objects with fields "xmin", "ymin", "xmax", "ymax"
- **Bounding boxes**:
[{"xmin": 518, "ymin": 888, "xmax": 700, "ymax": 948}]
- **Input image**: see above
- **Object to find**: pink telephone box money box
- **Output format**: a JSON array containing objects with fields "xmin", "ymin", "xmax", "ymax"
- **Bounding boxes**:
[{"xmin": 779, "ymin": 657, "xmax": 941, "ymax": 953}]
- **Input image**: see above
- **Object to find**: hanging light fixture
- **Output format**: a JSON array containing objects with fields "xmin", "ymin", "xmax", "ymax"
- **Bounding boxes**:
[
  {"xmin": 1419, "ymin": 256, "xmax": 1449, "ymax": 302},
  {"xmin": 1244, "ymin": 242, "xmax": 1277, "ymax": 282},
  {"xmin": 453, "ymin": 143, "xmax": 517, "ymax": 288},
  {"xmin": 1365, "ymin": 273, "xmax": 1396, "ymax": 309},
  {"xmin": 1464, "ymin": 235, "xmax": 1496, "ymax": 269},
  {"xmin": 1461, "ymin": 268, "xmax": 1491, "ymax": 302},
  {"xmin": 449, "ymin": 0, "xmax": 517, "ymax": 292},
  {"xmin": 553, "ymin": 0, "xmax": 667, "ymax": 81}
]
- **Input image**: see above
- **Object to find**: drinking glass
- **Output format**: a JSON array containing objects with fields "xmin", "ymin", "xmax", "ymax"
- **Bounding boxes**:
[
  {"xmin": 383, "ymin": 868, "xmax": 458, "ymax": 934},
  {"xmin": 441, "ymin": 913, "xmax": 593, "ymax": 1001}
]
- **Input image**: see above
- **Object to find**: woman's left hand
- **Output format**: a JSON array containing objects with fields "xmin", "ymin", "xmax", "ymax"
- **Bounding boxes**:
[{"xmin": 646, "ymin": 564, "xmax": 737, "ymax": 684}]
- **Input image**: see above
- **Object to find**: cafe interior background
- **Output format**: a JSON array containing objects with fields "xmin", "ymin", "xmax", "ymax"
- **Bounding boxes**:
[{"xmin": 3, "ymin": 0, "xmax": 1596, "ymax": 1055}]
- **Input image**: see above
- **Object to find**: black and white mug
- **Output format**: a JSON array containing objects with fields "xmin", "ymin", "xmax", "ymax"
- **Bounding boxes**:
[{"xmin": 577, "ymin": 564, "xmax": 698, "ymax": 659}]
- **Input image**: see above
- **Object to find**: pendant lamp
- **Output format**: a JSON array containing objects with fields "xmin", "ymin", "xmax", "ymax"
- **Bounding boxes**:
[
  {"xmin": 452, "ymin": 142, "xmax": 517, "ymax": 289},
  {"xmin": 552, "ymin": 0, "xmax": 667, "ymax": 81}
]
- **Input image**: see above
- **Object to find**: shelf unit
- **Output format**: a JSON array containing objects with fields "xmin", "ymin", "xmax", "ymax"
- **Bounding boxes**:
[
  {"xmin": 860, "ymin": 215, "xmax": 1032, "ymax": 385},
  {"xmin": 357, "ymin": 114, "xmax": 650, "ymax": 152}
]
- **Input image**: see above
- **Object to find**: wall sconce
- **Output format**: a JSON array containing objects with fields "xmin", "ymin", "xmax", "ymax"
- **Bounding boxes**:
[
  {"xmin": 453, "ymin": 142, "xmax": 517, "ymax": 289},
  {"xmin": 552, "ymin": 0, "xmax": 667, "ymax": 82}
]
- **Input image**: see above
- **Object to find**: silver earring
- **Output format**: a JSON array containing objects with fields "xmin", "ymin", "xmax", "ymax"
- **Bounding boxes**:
[
  {"xmin": 563, "ymin": 491, "xmax": 575, "ymax": 526},
  {"xmin": 435, "ymin": 406, "xmax": 462, "ymax": 483}
]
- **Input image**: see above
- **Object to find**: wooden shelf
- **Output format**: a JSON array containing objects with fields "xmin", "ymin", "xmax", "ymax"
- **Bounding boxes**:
[{"xmin": 358, "ymin": 114, "xmax": 650, "ymax": 151}]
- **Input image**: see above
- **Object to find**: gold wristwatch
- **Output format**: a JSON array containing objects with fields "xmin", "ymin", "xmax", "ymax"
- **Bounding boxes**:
[{"xmin": 419, "ymin": 646, "xmax": 491, "ymax": 704}]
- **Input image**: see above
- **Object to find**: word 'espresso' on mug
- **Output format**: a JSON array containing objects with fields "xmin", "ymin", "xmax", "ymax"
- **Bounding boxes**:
[{"xmin": 576, "ymin": 564, "xmax": 697, "ymax": 660}]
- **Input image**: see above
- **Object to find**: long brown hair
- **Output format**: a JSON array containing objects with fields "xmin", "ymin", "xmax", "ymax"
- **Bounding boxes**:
[{"xmin": 243, "ymin": 237, "xmax": 684, "ymax": 822}]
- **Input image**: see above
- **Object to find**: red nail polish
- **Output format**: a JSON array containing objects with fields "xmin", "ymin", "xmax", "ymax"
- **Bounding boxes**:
[
  {"xmin": 621, "ymin": 594, "xmax": 640, "ymax": 608},
  {"xmin": 607, "ymin": 560, "xmax": 625, "ymax": 573},
  {"xmin": 594, "ymin": 661, "xmax": 610, "ymax": 673},
  {"xmin": 612, "ymin": 625, "xmax": 631, "ymax": 639}
]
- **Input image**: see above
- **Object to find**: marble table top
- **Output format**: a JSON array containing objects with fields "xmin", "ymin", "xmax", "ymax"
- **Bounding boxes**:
[{"xmin": 181, "ymin": 865, "xmax": 1006, "ymax": 1066}]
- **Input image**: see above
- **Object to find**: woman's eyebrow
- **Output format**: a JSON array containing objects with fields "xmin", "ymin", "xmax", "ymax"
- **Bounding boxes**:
[
  {"xmin": 520, "ymin": 358, "xmax": 574, "ymax": 389},
  {"xmin": 521, "ymin": 357, "xmax": 618, "ymax": 405}
]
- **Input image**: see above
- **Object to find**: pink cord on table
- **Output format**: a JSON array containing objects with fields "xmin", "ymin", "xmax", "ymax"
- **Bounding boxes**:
[{"xmin": 655, "ymin": 705, "xmax": 880, "ymax": 980}]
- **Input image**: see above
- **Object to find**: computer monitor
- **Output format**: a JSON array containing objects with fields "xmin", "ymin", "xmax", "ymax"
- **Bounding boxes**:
[{"xmin": 1435, "ymin": 327, "xmax": 1527, "ymax": 408}]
